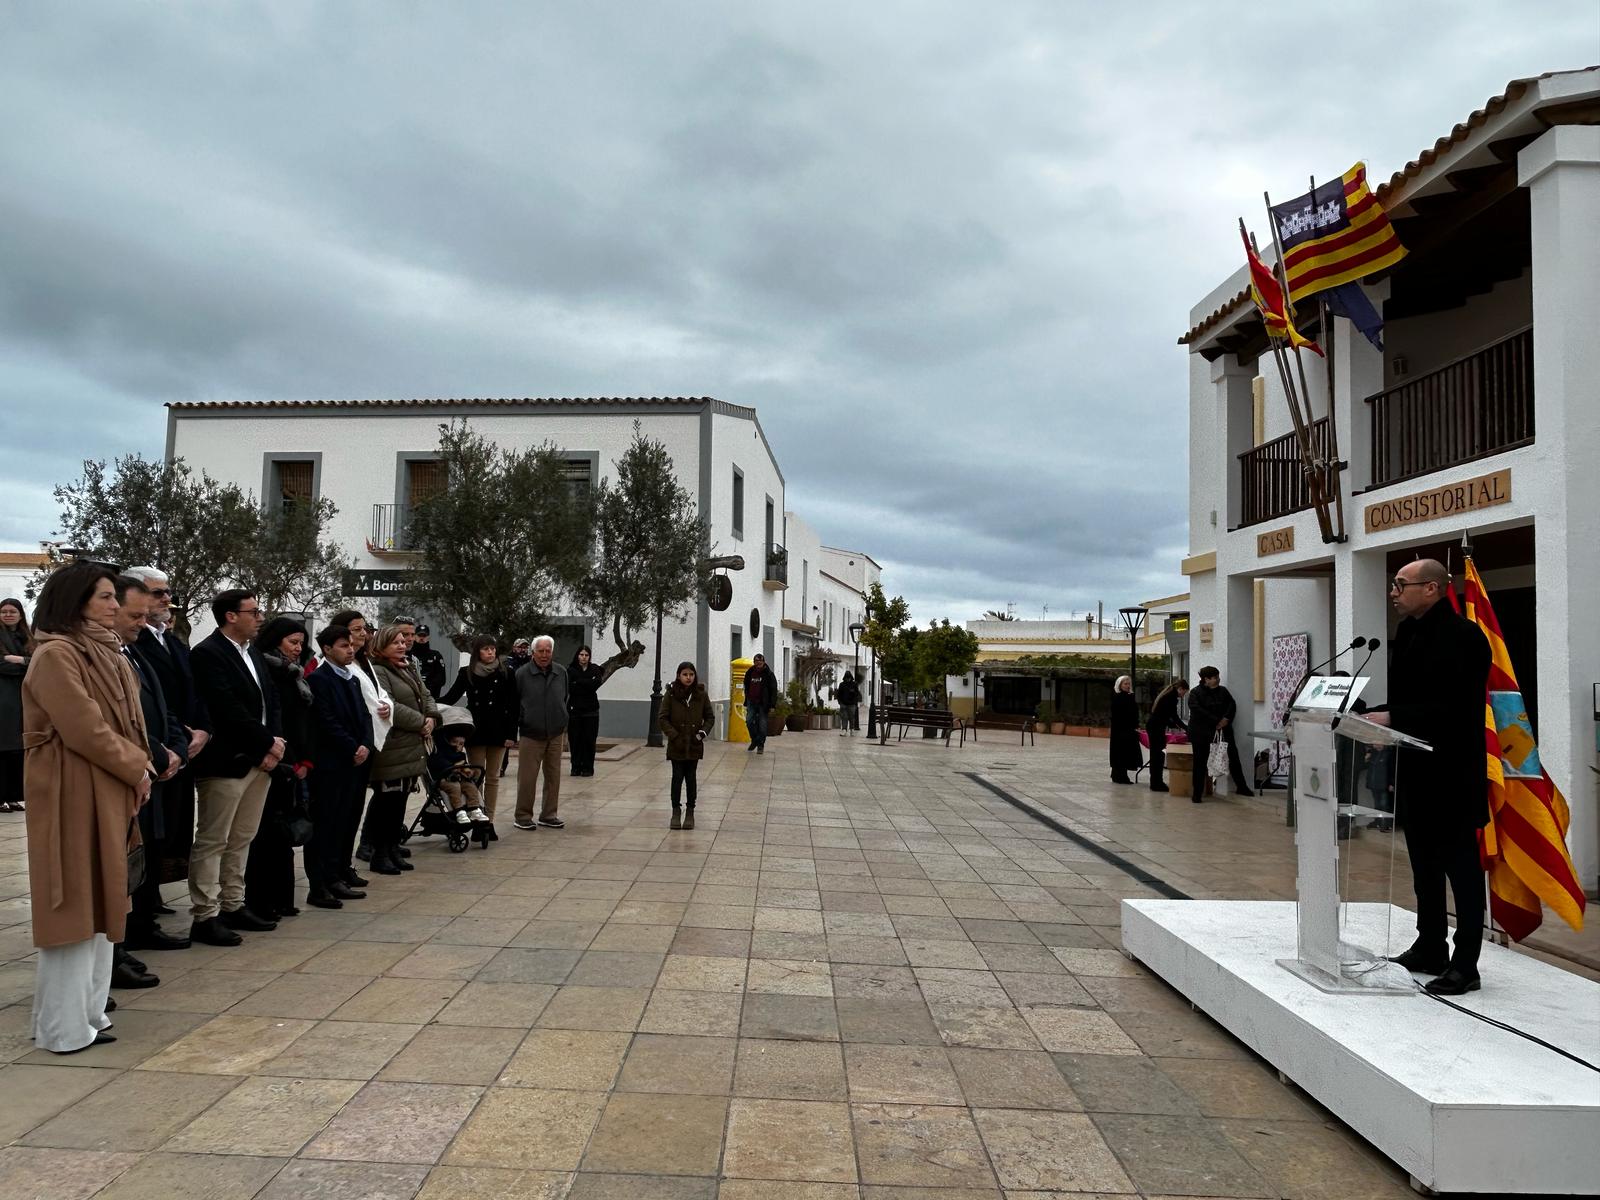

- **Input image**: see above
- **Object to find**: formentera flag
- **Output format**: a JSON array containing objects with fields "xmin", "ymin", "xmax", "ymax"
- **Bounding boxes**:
[
  {"xmin": 1456, "ymin": 557, "xmax": 1586, "ymax": 939},
  {"xmin": 1269, "ymin": 163, "xmax": 1407, "ymax": 307}
]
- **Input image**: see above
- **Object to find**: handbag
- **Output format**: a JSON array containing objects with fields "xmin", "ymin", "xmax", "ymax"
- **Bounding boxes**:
[
  {"xmin": 126, "ymin": 817, "xmax": 146, "ymax": 895},
  {"xmin": 276, "ymin": 777, "xmax": 315, "ymax": 847},
  {"xmin": 1206, "ymin": 732, "xmax": 1230, "ymax": 780}
]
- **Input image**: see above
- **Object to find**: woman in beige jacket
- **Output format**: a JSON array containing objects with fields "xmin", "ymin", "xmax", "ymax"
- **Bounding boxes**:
[{"xmin": 24, "ymin": 561, "xmax": 153, "ymax": 1054}]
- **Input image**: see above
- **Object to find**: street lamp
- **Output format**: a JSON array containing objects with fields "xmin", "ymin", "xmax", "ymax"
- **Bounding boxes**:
[{"xmin": 1117, "ymin": 606, "xmax": 1148, "ymax": 702}]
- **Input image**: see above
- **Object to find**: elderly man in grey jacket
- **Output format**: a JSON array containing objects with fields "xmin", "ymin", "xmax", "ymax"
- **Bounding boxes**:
[{"xmin": 514, "ymin": 635, "xmax": 569, "ymax": 830}]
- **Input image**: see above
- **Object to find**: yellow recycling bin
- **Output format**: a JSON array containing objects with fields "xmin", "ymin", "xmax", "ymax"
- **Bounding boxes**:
[{"xmin": 728, "ymin": 657, "xmax": 752, "ymax": 743}]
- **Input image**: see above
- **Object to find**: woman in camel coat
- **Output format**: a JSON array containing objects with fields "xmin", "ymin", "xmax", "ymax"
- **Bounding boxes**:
[{"xmin": 24, "ymin": 561, "xmax": 152, "ymax": 1054}]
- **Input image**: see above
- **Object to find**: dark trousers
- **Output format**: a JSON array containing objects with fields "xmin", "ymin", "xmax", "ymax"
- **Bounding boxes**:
[
  {"xmin": 1404, "ymin": 819, "xmax": 1486, "ymax": 972},
  {"xmin": 569, "ymin": 711, "xmax": 600, "ymax": 774},
  {"xmin": 342, "ymin": 763, "xmax": 371, "ymax": 865},
  {"xmin": 746, "ymin": 707, "xmax": 769, "ymax": 748},
  {"xmin": 307, "ymin": 772, "xmax": 358, "ymax": 893},
  {"xmin": 245, "ymin": 774, "xmax": 297, "ymax": 916},
  {"xmin": 128, "ymin": 792, "xmax": 166, "ymax": 932},
  {"xmin": 1190, "ymin": 724, "xmax": 1253, "ymax": 801},
  {"xmin": 670, "ymin": 759, "xmax": 699, "ymax": 807},
  {"xmin": 1146, "ymin": 726, "xmax": 1168, "ymax": 789},
  {"xmin": 364, "ymin": 777, "xmax": 412, "ymax": 848},
  {"xmin": 0, "ymin": 748, "xmax": 21, "ymax": 806}
]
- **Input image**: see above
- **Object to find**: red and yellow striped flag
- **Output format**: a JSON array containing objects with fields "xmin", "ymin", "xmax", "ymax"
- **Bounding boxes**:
[
  {"xmin": 1241, "ymin": 227, "xmax": 1323, "ymax": 356},
  {"xmin": 1457, "ymin": 558, "xmax": 1586, "ymax": 939},
  {"xmin": 1271, "ymin": 163, "xmax": 1408, "ymax": 306}
]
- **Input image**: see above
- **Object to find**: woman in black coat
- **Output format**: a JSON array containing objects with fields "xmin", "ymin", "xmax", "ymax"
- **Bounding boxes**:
[
  {"xmin": 1109, "ymin": 675, "xmax": 1143, "ymax": 785},
  {"xmin": 1144, "ymin": 678, "xmax": 1189, "ymax": 793},
  {"xmin": 657, "ymin": 661, "xmax": 714, "ymax": 830},
  {"xmin": 567, "ymin": 645, "xmax": 611, "ymax": 777},
  {"xmin": 441, "ymin": 636, "xmax": 519, "ymax": 820},
  {"xmin": 245, "ymin": 617, "xmax": 315, "ymax": 920},
  {"xmin": 0, "ymin": 598, "xmax": 31, "ymax": 811}
]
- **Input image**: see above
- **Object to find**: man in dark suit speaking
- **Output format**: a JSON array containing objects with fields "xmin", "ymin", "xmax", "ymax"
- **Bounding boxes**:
[
  {"xmin": 1365, "ymin": 558, "xmax": 1492, "ymax": 996},
  {"xmin": 188, "ymin": 590, "xmax": 283, "ymax": 946}
]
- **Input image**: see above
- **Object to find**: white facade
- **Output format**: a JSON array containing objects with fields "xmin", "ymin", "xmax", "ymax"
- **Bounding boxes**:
[
  {"xmin": 167, "ymin": 397, "xmax": 876, "ymax": 740},
  {"xmin": 1179, "ymin": 71, "xmax": 1600, "ymax": 894},
  {"xmin": 775, "ymin": 516, "xmax": 878, "ymax": 701}
]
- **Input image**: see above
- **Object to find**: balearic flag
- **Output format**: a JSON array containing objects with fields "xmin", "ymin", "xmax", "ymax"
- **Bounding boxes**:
[
  {"xmin": 1454, "ymin": 558, "xmax": 1586, "ymax": 940},
  {"xmin": 1241, "ymin": 227, "xmax": 1323, "ymax": 356},
  {"xmin": 1269, "ymin": 164, "xmax": 1407, "ymax": 307}
]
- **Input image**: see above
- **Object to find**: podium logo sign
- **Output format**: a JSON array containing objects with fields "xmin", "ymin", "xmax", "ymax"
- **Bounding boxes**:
[
  {"xmin": 1293, "ymin": 675, "xmax": 1368, "ymax": 710},
  {"xmin": 1363, "ymin": 468, "xmax": 1511, "ymax": 534}
]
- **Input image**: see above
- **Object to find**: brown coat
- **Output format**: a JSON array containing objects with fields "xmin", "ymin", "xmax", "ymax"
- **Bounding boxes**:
[
  {"xmin": 658, "ymin": 683, "xmax": 715, "ymax": 761},
  {"xmin": 24, "ymin": 627, "xmax": 150, "ymax": 948}
]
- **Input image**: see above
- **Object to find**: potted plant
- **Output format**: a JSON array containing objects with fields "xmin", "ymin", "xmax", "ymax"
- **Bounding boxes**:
[
  {"xmin": 768, "ymin": 698, "xmax": 787, "ymax": 737},
  {"xmin": 784, "ymin": 679, "xmax": 809, "ymax": 731},
  {"xmin": 1036, "ymin": 700, "xmax": 1056, "ymax": 734}
]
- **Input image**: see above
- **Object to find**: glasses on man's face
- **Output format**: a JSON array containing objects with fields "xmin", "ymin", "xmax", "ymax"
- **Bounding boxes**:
[
  {"xmin": 1389, "ymin": 578, "xmax": 1430, "ymax": 594},
  {"xmin": 149, "ymin": 588, "xmax": 172, "ymax": 599},
  {"xmin": 236, "ymin": 606, "xmax": 262, "ymax": 617}
]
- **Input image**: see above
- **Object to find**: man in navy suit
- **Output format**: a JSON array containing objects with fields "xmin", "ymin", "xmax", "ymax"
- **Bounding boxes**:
[
  {"xmin": 305, "ymin": 624, "xmax": 376, "ymax": 908},
  {"xmin": 188, "ymin": 589, "xmax": 283, "ymax": 946},
  {"xmin": 112, "ymin": 576, "xmax": 191, "ymax": 965},
  {"xmin": 128, "ymin": 566, "xmax": 211, "ymax": 888}
]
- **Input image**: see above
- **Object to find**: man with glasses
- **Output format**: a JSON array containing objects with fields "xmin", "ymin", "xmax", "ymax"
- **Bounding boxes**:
[
  {"xmin": 1365, "ymin": 559, "xmax": 1492, "ymax": 995},
  {"xmin": 127, "ymin": 566, "xmax": 212, "ymax": 937},
  {"xmin": 187, "ymin": 590, "xmax": 285, "ymax": 946}
]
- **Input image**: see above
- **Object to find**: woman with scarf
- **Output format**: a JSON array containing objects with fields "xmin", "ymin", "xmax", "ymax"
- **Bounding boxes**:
[
  {"xmin": 1, "ymin": 597, "xmax": 32, "ymax": 811},
  {"xmin": 657, "ymin": 660, "xmax": 714, "ymax": 830},
  {"xmin": 244, "ymin": 617, "xmax": 315, "ymax": 919},
  {"xmin": 1109, "ymin": 675, "xmax": 1143, "ymax": 785},
  {"xmin": 328, "ymin": 609, "xmax": 392, "ymax": 872},
  {"xmin": 23, "ymin": 561, "xmax": 152, "ymax": 1053},
  {"xmin": 368, "ymin": 624, "xmax": 437, "ymax": 874},
  {"xmin": 441, "ymin": 635, "xmax": 517, "ymax": 820},
  {"xmin": 566, "ymin": 645, "xmax": 612, "ymax": 777}
]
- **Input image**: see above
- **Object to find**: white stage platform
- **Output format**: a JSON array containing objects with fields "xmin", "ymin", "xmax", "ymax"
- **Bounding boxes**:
[{"xmin": 1122, "ymin": 900, "xmax": 1600, "ymax": 1196}]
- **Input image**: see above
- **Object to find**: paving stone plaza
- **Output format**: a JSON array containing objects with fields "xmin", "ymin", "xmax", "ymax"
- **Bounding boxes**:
[{"xmin": 1, "ymin": 733, "xmax": 1593, "ymax": 1199}]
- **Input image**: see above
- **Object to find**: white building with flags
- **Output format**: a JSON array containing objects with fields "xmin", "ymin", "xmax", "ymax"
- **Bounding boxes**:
[{"xmin": 1177, "ymin": 68, "xmax": 1600, "ymax": 900}]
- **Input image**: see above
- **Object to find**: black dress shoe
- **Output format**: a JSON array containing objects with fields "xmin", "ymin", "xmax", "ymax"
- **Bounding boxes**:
[
  {"xmin": 124, "ymin": 927, "xmax": 192, "ymax": 951},
  {"xmin": 1389, "ymin": 946, "xmax": 1450, "ymax": 975},
  {"xmin": 105, "ymin": 996, "xmax": 117, "ymax": 1013},
  {"xmin": 51, "ymin": 1031, "xmax": 117, "ymax": 1055},
  {"xmin": 220, "ymin": 907, "xmax": 278, "ymax": 932},
  {"xmin": 328, "ymin": 880, "xmax": 367, "ymax": 900},
  {"xmin": 306, "ymin": 891, "xmax": 344, "ymax": 909},
  {"xmin": 369, "ymin": 850, "xmax": 403, "ymax": 875},
  {"xmin": 394, "ymin": 844, "xmax": 412, "ymax": 859},
  {"xmin": 1150, "ymin": 783, "xmax": 1169, "ymax": 793},
  {"xmin": 191, "ymin": 917, "xmax": 243, "ymax": 946},
  {"xmin": 111, "ymin": 960, "xmax": 159, "ymax": 989},
  {"xmin": 346, "ymin": 871, "xmax": 370, "ymax": 888},
  {"xmin": 122, "ymin": 952, "xmax": 149, "ymax": 973},
  {"xmin": 1425, "ymin": 967, "xmax": 1481, "ymax": 995},
  {"xmin": 277, "ymin": 905, "xmax": 301, "ymax": 918}
]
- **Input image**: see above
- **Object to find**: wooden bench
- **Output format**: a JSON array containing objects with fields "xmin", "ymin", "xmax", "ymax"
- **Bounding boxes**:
[
  {"xmin": 878, "ymin": 706, "xmax": 966, "ymax": 747},
  {"xmin": 969, "ymin": 710, "xmax": 1035, "ymax": 746}
]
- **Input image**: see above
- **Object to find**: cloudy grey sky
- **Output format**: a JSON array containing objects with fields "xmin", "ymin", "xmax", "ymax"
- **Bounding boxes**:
[{"xmin": 3, "ymin": 3, "xmax": 1594, "ymax": 622}]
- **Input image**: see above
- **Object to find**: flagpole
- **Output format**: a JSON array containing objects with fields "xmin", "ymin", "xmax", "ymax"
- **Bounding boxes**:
[
  {"xmin": 1256, "ymin": 205, "xmax": 1333, "ymax": 543},
  {"xmin": 1312, "ymin": 174, "xmax": 1348, "ymax": 543}
]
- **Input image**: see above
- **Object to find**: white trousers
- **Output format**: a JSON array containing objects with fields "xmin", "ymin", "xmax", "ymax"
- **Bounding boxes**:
[{"xmin": 33, "ymin": 934, "xmax": 113, "ymax": 1053}]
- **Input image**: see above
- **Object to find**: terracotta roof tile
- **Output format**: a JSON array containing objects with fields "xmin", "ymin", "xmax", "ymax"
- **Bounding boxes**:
[
  {"xmin": 166, "ymin": 396, "xmax": 715, "ymax": 410},
  {"xmin": 1177, "ymin": 66, "xmax": 1600, "ymax": 348}
]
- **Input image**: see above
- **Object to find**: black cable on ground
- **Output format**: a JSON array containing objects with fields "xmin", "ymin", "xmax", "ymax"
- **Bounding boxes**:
[
  {"xmin": 962, "ymin": 772, "xmax": 1191, "ymax": 901},
  {"xmin": 1419, "ymin": 986, "xmax": 1600, "ymax": 1073}
]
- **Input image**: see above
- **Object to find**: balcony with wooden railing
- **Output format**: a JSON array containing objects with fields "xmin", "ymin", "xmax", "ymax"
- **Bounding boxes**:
[
  {"xmin": 1237, "ymin": 417, "xmax": 1332, "ymax": 528},
  {"xmin": 1365, "ymin": 326, "xmax": 1533, "ymax": 491}
]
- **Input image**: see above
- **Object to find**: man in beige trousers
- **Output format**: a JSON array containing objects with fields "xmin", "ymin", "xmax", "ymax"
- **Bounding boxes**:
[{"xmin": 513, "ymin": 635, "xmax": 568, "ymax": 831}]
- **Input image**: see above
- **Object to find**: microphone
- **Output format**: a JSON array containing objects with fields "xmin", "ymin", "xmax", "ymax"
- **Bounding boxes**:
[
  {"xmin": 1294, "ymin": 637, "xmax": 1366, "ymax": 703},
  {"xmin": 1334, "ymin": 638, "xmax": 1382, "ymax": 720}
]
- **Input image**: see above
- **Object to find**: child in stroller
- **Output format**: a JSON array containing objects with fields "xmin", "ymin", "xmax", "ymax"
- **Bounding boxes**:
[{"xmin": 407, "ymin": 705, "xmax": 495, "ymax": 852}]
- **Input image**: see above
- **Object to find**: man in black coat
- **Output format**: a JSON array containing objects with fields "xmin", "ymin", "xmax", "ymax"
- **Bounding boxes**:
[
  {"xmin": 1187, "ymin": 666, "xmax": 1254, "ymax": 803},
  {"xmin": 305, "ymin": 624, "xmax": 376, "ymax": 908},
  {"xmin": 742, "ymin": 653, "xmax": 777, "ymax": 755},
  {"xmin": 411, "ymin": 624, "xmax": 447, "ymax": 699},
  {"xmin": 129, "ymin": 566, "xmax": 211, "ymax": 877},
  {"xmin": 112, "ymin": 577, "xmax": 192, "ymax": 964},
  {"xmin": 1364, "ymin": 559, "xmax": 1491, "ymax": 995},
  {"xmin": 188, "ymin": 589, "xmax": 284, "ymax": 946}
]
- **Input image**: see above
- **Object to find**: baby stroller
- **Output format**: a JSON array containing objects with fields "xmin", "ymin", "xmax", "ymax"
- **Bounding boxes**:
[{"xmin": 404, "ymin": 705, "xmax": 495, "ymax": 852}]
